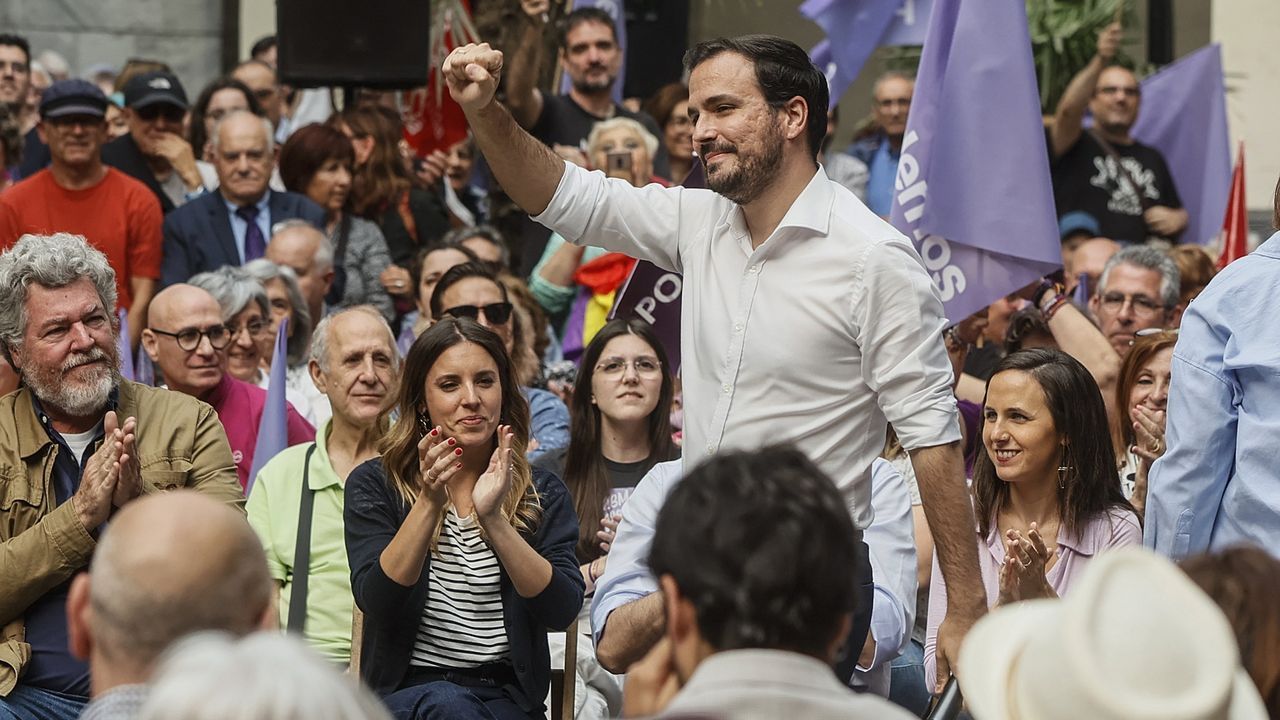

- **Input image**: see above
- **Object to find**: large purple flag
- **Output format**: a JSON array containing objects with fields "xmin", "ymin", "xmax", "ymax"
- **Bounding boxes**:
[
  {"xmin": 558, "ymin": 0, "xmax": 626, "ymax": 105},
  {"xmin": 115, "ymin": 309, "xmax": 134, "ymax": 382},
  {"xmin": 246, "ymin": 318, "xmax": 289, "ymax": 495},
  {"xmin": 802, "ymin": 0, "xmax": 903, "ymax": 108},
  {"xmin": 888, "ymin": 0, "xmax": 1060, "ymax": 324},
  {"xmin": 1131, "ymin": 44, "xmax": 1230, "ymax": 246},
  {"xmin": 880, "ymin": 0, "xmax": 933, "ymax": 46},
  {"xmin": 134, "ymin": 350, "xmax": 155, "ymax": 387}
]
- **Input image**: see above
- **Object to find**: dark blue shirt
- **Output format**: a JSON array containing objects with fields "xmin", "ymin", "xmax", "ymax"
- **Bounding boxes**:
[{"xmin": 20, "ymin": 396, "xmax": 109, "ymax": 698}]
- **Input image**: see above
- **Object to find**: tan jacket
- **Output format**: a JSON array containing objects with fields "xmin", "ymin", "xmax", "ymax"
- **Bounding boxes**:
[{"xmin": 0, "ymin": 380, "xmax": 243, "ymax": 694}]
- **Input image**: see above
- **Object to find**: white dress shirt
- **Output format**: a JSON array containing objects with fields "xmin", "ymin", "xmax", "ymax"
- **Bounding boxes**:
[
  {"xmin": 590, "ymin": 458, "xmax": 917, "ymax": 693},
  {"xmin": 535, "ymin": 162, "xmax": 959, "ymax": 529}
]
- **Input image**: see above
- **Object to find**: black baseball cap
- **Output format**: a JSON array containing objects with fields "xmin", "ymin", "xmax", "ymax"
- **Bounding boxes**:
[
  {"xmin": 122, "ymin": 71, "xmax": 188, "ymax": 111},
  {"xmin": 39, "ymin": 79, "xmax": 109, "ymax": 120}
]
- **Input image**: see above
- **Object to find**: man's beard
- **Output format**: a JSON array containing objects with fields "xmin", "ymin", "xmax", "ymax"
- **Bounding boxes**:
[
  {"xmin": 571, "ymin": 67, "xmax": 614, "ymax": 95},
  {"xmin": 21, "ymin": 344, "xmax": 120, "ymax": 418},
  {"xmin": 702, "ymin": 121, "xmax": 785, "ymax": 206}
]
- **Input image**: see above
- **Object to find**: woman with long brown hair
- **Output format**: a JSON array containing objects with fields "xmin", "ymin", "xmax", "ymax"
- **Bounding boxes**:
[
  {"xmin": 331, "ymin": 106, "xmax": 451, "ymax": 306},
  {"xmin": 924, "ymin": 349, "xmax": 1139, "ymax": 692},
  {"xmin": 344, "ymin": 317, "xmax": 583, "ymax": 719}
]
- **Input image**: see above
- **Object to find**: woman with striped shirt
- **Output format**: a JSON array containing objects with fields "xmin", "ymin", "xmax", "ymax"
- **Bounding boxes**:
[{"xmin": 345, "ymin": 317, "xmax": 584, "ymax": 719}]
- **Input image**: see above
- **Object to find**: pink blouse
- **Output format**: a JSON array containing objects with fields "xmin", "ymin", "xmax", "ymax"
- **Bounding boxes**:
[{"xmin": 923, "ymin": 508, "xmax": 1141, "ymax": 690}]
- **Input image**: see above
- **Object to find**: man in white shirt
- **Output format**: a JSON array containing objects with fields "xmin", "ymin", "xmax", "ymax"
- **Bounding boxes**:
[{"xmin": 442, "ymin": 33, "xmax": 985, "ymax": 680}]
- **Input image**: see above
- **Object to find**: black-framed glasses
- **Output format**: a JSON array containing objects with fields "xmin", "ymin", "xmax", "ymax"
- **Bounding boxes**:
[
  {"xmin": 442, "ymin": 302, "xmax": 513, "ymax": 325},
  {"xmin": 151, "ymin": 324, "xmax": 230, "ymax": 351},
  {"xmin": 135, "ymin": 104, "xmax": 185, "ymax": 123},
  {"xmin": 226, "ymin": 318, "xmax": 270, "ymax": 339}
]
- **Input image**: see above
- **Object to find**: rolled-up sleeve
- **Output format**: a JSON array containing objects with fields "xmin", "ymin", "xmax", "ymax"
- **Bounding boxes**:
[{"xmin": 854, "ymin": 239, "xmax": 960, "ymax": 450}]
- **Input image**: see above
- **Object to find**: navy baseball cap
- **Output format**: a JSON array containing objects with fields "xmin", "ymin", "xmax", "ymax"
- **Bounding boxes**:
[
  {"xmin": 39, "ymin": 79, "xmax": 109, "ymax": 120},
  {"xmin": 122, "ymin": 71, "xmax": 189, "ymax": 110}
]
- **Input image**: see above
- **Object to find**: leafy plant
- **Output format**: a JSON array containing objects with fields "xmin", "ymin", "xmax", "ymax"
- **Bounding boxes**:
[{"xmin": 1027, "ymin": 0, "xmax": 1140, "ymax": 113}]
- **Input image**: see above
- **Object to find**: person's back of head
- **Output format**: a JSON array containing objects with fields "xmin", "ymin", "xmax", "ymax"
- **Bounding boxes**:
[
  {"xmin": 68, "ymin": 491, "xmax": 271, "ymax": 687},
  {"xmin": 138, "ymin": 632, "xmax": 391, "ymax": 720},
  {"xmin": 648, "ymin": 446, "xmax": 859, "ymax": 666},
  {"xmin": 1182, "ymin": 546, "xmax": 1280, "ymax": 716}
]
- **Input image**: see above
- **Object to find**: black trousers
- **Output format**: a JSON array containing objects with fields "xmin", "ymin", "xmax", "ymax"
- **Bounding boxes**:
[{"xmin": 834, "ymin": 530, "xmax": 875, "ymax": 687}]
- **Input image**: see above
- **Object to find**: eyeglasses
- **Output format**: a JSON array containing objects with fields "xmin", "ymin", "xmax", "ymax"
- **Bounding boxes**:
[
  {"xmin": 226, "ymin": 318, "xmax": 270, "ymax": 339},
  {"xmin": 442, "ymin": 302, "xmax": 513, "ymax": 325},
  {"xmin": 1099, "ymin": 292, "xmax": 1166, "ymax": 318},
  {"xmin": 875, "ymin": 98, "xmax": 911, "ymax": 110},
  {"xmin": 595, "ymin": 356, "xmax": 662, "ymax": 378},
  {"xmin": 1097, "ymin": 86, "xmax": 1141, "ymax": 98},
  {"xmin": 150, "ymin": 324, "xmax": 231, "ymax": 351},
  {"xmin": 135, "ymin": 104, "xmax": 185, "ymax": 123}
]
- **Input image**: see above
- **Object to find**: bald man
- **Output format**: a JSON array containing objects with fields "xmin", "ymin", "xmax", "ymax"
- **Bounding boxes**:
[
  {"xmin": 159, "ymin": 110, "xmax": 324, "ymax": 286},
  {"xmin": 266, "ymin": 221, "xmax": 334, "ymax": 324},
  {"xmin": 143, "ymin": 283, "xmax": 314, "ymax": 490},
  {"xmin": 69, "ymin": 491, "xmax": 272, "ymax": 719}
]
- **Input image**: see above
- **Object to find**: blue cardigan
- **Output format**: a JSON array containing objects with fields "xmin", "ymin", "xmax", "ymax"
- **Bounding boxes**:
[{"xmin": 344, "ymin": 460, "xmax": 584, "ymax": 711}]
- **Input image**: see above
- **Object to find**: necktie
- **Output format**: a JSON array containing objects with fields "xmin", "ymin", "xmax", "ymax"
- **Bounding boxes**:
[{"xmin": 236, "ymin": 204, "xmax": 267, "ymax": 262}]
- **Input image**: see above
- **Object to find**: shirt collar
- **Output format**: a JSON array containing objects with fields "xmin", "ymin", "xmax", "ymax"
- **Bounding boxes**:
[
  {"xmin": 202, "ymin": 372, "xmax": 235, "ymax": 409},
  {"xmin": 308, "ymin": 418, "xmax": 341, "ymax": 491},
  {"xmin": 1256, "ymin": 230, "xmax": 1280, "ymax": 259},
  {"xmin": 24, "ymin": 384, "xmax": 120, "ymax": 458},
  {"xmin": 223, "ymin": 190, "xmax": 272, "ymax": 216},
  {"xmin": 724, "ymin": 166, "xmax": 835, "ymax": 254}
]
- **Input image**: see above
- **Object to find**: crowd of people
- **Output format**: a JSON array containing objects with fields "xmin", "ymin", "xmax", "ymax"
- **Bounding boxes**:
[{"xmin": 0, "ymin": 7, "xmax": 1278, "ymax": 720}]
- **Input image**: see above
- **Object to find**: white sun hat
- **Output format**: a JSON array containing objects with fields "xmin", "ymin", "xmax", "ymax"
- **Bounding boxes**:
[{"xmin": 957, "ymin": 547, "xmax": 1267, "ymax": 720}]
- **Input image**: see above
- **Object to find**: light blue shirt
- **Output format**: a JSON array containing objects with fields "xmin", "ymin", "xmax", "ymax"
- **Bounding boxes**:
[
  {"xmin": 520, "ymin": 386, "xmax": 570, "ymax": 462},
  {"xmin": 591, "ymin": 458, "xmax": 916, "ymax": 692},
  {"xmin": 223, "ymin": 191, "xmax": 273, "ymax": 263},
  {"xmin": 1145, "ymin": 231, "xmax": 1280, "ymax": 559},
  {"xmin": 865, "ymin": 138, "xmax": 899, "ymax": 216}
]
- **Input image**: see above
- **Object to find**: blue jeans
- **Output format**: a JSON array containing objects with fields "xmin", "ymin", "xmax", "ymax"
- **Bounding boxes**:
[
  {"xmin": 384, "ymin": 681, "xmax": 538, "ymax": 720},
  {"xmin": 0, "ymin": 686, "xmax": 87, "ymax": 720},
  {"xmin": 889, "ymin": 639, "xmax": 931, "ymax": 717}
]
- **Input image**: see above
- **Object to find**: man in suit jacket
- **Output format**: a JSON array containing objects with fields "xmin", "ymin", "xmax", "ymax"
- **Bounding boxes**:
[
  {"xmin": 161, "ymin": 110, "xmax": 324, "ymax": 286},
  {"xmin": 101, "ymin": 71, "xmax": 205, "ymax": 214}
]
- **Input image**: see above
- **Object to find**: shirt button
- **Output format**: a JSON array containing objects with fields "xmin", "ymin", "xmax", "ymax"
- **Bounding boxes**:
[
  {"xmin": 705, "ymin": 444, "xmax": 714, "ymax": 454},
  {"xmin": 733, "ymin": 323, "xmax": 743, "ymax": 332},
  {"xmin": 749, "ymin": 265, "xmax": 759, "ymax": 273},
  {"xmin": 722, "ymin": 383, "xmax": 731, "ymax": 393}
]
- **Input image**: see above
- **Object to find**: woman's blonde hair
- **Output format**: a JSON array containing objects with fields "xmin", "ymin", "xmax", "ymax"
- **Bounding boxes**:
[
  {"xmin": 586, "ymin": 117, "xmax": 659, "ymax": 160},
  {"xmin": 379, "ymin": 317, "xmax": 540, "ymax": 549}
]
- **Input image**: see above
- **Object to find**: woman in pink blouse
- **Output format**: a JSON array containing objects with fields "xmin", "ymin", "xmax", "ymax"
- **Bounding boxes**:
[{"xmin": 925, "ymin": 348, "xmax": 1140, "ymax": 692}]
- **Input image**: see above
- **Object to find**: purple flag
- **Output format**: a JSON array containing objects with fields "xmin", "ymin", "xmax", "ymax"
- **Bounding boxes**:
[
  {"xmin": 880, "ymin": 0, "xmax": 933, "ymax": 46},
  {"xmin": 134, "ymin": 350, "xmax": 155, "ymax": 387},
  {"xmin": 1131, "ymin": 45, "xmax": 1230, "ymax": 246},
  {"xmin": 246, "ymin": 318, "xmax": 289, "ymax": 495},
  {"xmin": 608, "ymin": 162, "xmax": 703, "ymax": 372},
  {"xmin": 1073, "ymin": 271, "xmax": 1091, "ymax": 307},
  {"xmin": 888, "ymin": 0, "xmax": 1061, "ymax": 324},
  {"xmin": 558, "ymin": 0, "xmax": 626, "ymax": 105},
  {"xmin": 802, "ymin": 0, "xmax": 904, "ymax": 108},
  {"xmin": 115, "ymin": 309, "xmax": 134, "ymax": 382}
]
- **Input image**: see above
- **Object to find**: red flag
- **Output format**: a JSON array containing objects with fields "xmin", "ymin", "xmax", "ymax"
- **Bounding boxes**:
[{"xmin": 1217, "ymin": 142, "xmax": 1247, "ymax": 270}]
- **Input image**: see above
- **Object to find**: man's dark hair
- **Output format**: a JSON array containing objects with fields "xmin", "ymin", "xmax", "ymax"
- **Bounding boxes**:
[
  {"xmin": 683, "ymin": 35, "xmax": 829, "ymax": 158},
  {"xmin": 250, "ymin": 35, "xmax": 278, "ymax": 60},
  {"xmin": 0, "ymin": 34, "xmax": 30, "ymax": 64},
  {"xmin": 558, "ymin": 7, "xmax": 617, "ymax": 48},
  {"xmin": 648, "ymin": 446, "xmax": 858, "ymax": 659}
]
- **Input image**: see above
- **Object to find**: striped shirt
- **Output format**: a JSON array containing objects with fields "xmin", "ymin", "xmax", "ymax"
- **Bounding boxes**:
[{"xmin": 410, "ymin": 509, "xmax": 510, "ymax": 668}]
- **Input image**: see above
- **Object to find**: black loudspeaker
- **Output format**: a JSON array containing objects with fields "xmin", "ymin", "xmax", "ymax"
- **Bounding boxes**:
[{"xmin": 277, "ymin": 0, "xmax": 432, "ymax": 89}]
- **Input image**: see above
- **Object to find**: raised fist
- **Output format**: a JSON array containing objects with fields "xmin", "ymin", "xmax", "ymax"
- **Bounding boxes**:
[{"xmin": 443, "ymin": 43, "xmax": 504, "ymax": 114}]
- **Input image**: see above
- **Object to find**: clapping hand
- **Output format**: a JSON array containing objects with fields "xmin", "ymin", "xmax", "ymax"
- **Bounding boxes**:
[
  {"xmin": 473, "ymin": 426, "xmax": 514, "ymax": 524},
  {"xmin": 997, "ymin": 524, "xmax": 1057, "ymax": 605},
  {"xmin": 417, "ymin": 425, "xmax": 462, "ymax": 506},
  {"xmin": 597, "ymin": 515, "xmax": 620, "ymax": 554},
  {"xmin": 107, "ymin": 412, "xmax": 143, "ymax": 508}
]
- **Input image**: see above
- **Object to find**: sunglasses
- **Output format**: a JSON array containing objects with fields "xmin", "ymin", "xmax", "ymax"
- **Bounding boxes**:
[
  {"xmin": 442, "ymin": 302, "xmax": 513, "ymax": 325},
  {"xmin": 136, "ymin": 104, "xmax": 185, "ymax": 123}
]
